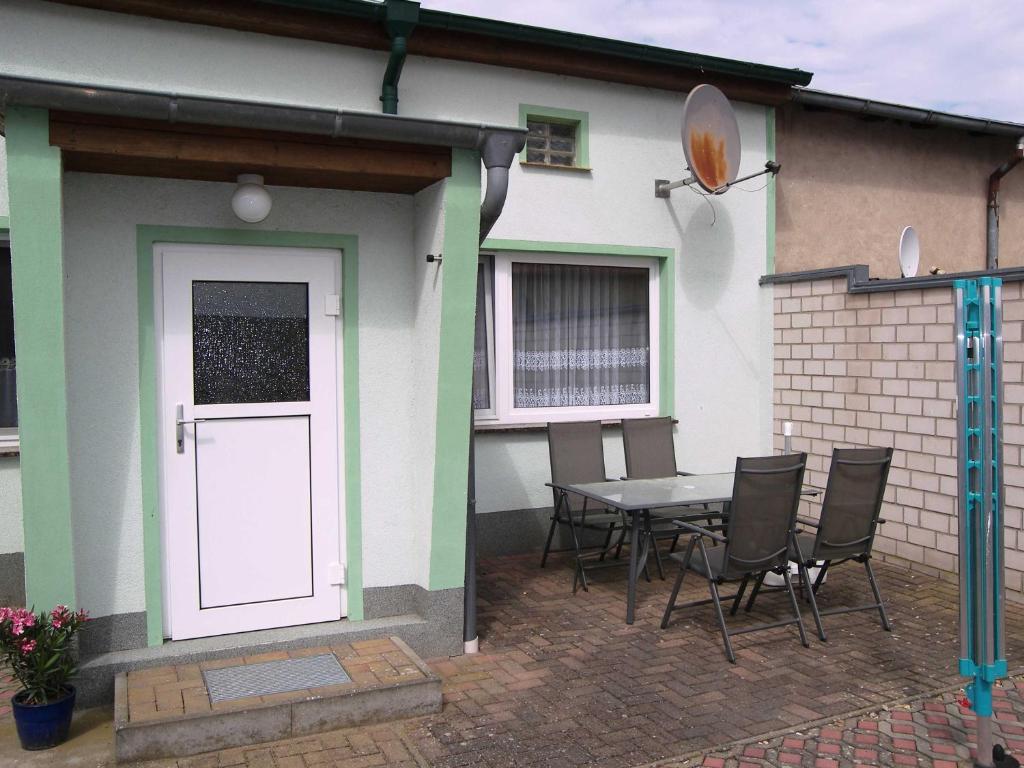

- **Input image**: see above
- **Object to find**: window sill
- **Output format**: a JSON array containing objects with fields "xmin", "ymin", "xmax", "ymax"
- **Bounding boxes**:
[
  {"xmin": 519, "ymin": 161, "xmax": 592, "ymax": 173},
  {"xmin": 474, "ymin": 418, "xmax": 676, "ymax": 434},
  {"xmin": 0, "ymin": 447, "xmax": 20, "ymax": 458}
]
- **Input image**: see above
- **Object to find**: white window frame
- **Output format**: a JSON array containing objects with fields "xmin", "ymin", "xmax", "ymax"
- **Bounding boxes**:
[
  {"xmin": 476, "ymin": 251, "xmax": 660, "ymax": 426},
  {"xmin": 0, "ymin": 232, "xmax": 16, "ymax": 452}
]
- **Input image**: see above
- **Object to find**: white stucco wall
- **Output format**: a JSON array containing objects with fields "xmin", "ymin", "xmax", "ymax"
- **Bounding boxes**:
[
  {"xmin": 62, "ymin": 172, "xmax": 427, "ymax": 616},
  {"xmin": 0, "ymin": 135, "xmax": 9, "ymax": 218},
  {"xmin": 401, "ymin": 57, "xmax": 774, "ymax": 512},
  {"xmin": 0, "ymin": 0, "xmax": 382, "ymax": 111},
  {"xmin": 0, "ymin": 137, "xmax": 16, "ymax": 557},
  {"xmin": 0, "ymin": 458, "xmax": 23, "ymax": 555},
  {"xmin": 4, "ymin": 0, "xmax": 775, "ymax": 581},
  {"xmin": 411, "ymin": 182, "xmax": 446, "ymax": 588}
]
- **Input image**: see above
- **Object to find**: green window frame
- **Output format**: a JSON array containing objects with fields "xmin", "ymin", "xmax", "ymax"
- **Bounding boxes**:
[{"xmin": 518, "ymin": 105, "xmax": 590, "ymax": 171}]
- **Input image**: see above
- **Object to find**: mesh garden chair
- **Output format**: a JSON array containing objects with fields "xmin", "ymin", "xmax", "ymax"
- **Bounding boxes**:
[
  {"xmin": 660, "ymin": 453, "xmax": 810, "ymax": 663},
  {"xmin": 747, "ymin": 446, "xmax": 893, "ymax": 641},
  {"xmin": 545, "ymin": 421, "xmax": 630, "ymax": 592},
  {"xmin": 621, "ymin": 416, "xmax": 713, "ymax": 578}
]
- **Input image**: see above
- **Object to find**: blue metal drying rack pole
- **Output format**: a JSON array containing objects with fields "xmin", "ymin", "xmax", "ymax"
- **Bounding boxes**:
[{"xmin": 955, "ymin": 277, "xmax": 1007, "ymax": 768}]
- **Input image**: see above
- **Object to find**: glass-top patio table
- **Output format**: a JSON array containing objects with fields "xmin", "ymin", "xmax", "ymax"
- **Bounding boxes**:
[{"xmin": 550, "ymin": 473, "xmax": 819, "ymax": 624}]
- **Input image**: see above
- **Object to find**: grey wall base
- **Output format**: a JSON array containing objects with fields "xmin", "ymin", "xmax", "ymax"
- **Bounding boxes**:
[
  {"xmin": 476, "ymin": 507, "xmax": 615, "ymax": 558},
  {"xmin": 77, "ymin": 586, "xmax": 462, "ymax": 708},
  {"xmin": 0, "ymin": 551, "xmax": 25, "ymax": 607},
  {"xmin": 79, "ymin": 611, "xmax": 148, "ymax": 656}
]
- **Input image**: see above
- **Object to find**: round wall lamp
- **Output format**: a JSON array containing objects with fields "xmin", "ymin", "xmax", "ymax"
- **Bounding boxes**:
[{"xmin": 231, "ymin": 174, "xmax": 272, "ymax": 223}]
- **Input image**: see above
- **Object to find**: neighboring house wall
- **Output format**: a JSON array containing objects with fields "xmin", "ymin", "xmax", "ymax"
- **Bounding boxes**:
[
  {"xmin": 776, "ymin": 104, "xmax": 1024, "ymax": 278},
  {"xmin": 771, "ymin": 277, "xmax": 1024, "ymax": 600},
  {"xmin": 60, "ymin": 172, "xmax": 432, "ymax": 629}
]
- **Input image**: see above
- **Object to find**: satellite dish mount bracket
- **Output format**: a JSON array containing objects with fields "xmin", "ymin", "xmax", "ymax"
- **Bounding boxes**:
[{"xmin": 655, "ymin": 161, "xmax": 780, "ymax": 198}]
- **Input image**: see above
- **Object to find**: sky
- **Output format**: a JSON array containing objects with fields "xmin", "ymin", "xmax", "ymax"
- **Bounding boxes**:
[{"xmin": 419, "ymin": 0, "xmax": 1024, "ymax": 124}]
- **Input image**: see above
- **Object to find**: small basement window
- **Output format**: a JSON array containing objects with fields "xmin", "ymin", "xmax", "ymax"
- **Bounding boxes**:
[{"xmin": 518, "ymin": 105, "xmax": 590, "ymax": 170}]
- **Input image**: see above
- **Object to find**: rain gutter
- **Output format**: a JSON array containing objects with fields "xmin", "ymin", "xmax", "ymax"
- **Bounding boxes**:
[{"xmin": 791, "ymin": 88, "xmax": 1024, "ymax": 138}]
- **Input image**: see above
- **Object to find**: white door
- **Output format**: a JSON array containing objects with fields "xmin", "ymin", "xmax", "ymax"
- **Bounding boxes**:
[{"xmin": 156, "ymin": 244, "xmax": 345, "ymax": 640}]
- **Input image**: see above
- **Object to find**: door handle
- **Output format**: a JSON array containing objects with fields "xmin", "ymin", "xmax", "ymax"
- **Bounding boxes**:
[{"xmin": 175, "ymin": 403, "xmax": 207, "ymax": 454}]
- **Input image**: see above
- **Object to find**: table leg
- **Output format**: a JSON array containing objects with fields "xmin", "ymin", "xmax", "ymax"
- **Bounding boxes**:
[{"xmin": 627, "ymin": 509, "xmax": 640, "ymax": 624}]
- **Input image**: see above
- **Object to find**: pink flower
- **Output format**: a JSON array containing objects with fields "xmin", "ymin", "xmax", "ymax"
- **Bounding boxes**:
[
  {"xmin": 51, "ymin": 616, "xmax": 63, "ymax": 629},
  {"xmin": 19, "ymin": 639, "xmax": 36, "ymax": 654},
  {"xmin": 0, "ymin": 607, "xmax": 12, "ymax": 622}
]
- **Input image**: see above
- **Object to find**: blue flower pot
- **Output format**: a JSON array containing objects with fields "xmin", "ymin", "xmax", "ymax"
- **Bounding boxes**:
[{"xmin": 11, "ymin": 686, "xmax": 76, "ymax": 750}]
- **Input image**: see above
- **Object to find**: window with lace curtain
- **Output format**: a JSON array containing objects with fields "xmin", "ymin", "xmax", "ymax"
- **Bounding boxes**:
[
  {"xmin": 473, "ymin": 251, "xmax": 660, "ymax": 425},
  {"xmin": 0, "ymin": 235, "xmax": 16, "ymax": 450}
]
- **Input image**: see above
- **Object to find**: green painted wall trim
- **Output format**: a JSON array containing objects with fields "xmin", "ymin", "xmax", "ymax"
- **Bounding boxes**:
[
  {"xmin": 429, "ymin": 149, "xmax": 481, "ymax": 590},
  {"xmin": 136, "ymin": 226, "xmax": 364, "ymax": 644},
  {"xmin": 6, "ymin": 107, "xmax": 77, "ymax": 610},
  {"xmin": 518, "ymin": 105, "xmax": 590, "ymax": 169},
  {"xmin": 766, "ymin": 106, "xmax": 776, "ymax": 276},
  {"xmin": 481, "ymin": 238, "xmax": 675, "ymax": 418}
]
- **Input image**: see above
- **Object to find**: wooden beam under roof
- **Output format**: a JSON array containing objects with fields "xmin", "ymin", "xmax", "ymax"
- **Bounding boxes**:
[{"xmin": 49, "ymin": 112, "xmax": 452, "ymax": 193}]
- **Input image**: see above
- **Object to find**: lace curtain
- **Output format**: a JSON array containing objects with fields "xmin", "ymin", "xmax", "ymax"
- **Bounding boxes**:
[{"xmin": 512, "ymin": 262, "xmax": 650, "ymax": 408}]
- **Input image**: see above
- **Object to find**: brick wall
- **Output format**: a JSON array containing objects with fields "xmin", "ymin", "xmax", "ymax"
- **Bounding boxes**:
[{"xmin": 772, "ymin": 277, "xmax": 1024, "ymax": 599}]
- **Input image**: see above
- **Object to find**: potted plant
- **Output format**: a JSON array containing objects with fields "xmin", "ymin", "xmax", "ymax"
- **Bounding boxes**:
[{"xmin": 0, "ymin": 605, "xmax": 89, "ymax": 750}]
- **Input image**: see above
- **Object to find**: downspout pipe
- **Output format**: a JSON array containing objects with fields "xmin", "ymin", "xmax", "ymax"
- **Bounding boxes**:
[
  {"xmin": 987, "ymin": 137, "xmax": 1024, "ymax": 271},
  {"xmin": 464, "ymin": 128, "xmax": 525, "ymax": 655},
  {"xmin": 380, "ymin": 0, "xmax": 419, "ymax": 115}
]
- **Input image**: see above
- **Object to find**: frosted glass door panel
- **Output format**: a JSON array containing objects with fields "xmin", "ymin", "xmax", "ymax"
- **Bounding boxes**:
[
  {"xmin": 193, "ymin": 281, "xmax": 310, "ymax": 405},
  {"xmin": 196, "ymin": 416, "xmax": 313, "ymax": 609}
]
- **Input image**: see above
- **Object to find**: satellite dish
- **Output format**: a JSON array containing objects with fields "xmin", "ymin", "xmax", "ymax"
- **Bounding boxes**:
[
  {"xmin": 681, "ymin": 84, "xmax": 742, "ymax": 193},
  {"xmin": 899, "ymin": 226, "xmax": 920, "ymax": 278}
]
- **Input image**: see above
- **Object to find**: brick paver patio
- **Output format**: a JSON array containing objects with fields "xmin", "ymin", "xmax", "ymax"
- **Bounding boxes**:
[{"xmin": 2, "ymin": 552, "xmax": 1024, "ymax": 766}]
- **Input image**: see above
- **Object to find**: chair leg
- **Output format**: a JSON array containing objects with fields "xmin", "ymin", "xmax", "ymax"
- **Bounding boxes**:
[
  {"xmin": 744, "ymin": 571, "xmax": 767, "ymax": 613},
  {"xmin": 599, "ymin": 523, "xmax": 615, "ymax": 562},
  {"xmin": 567, "ymin": 515, "xmax": 589, "ymax": 593},
  {"xmin": 661, "ymin": 537, "xmax": 696, "ymax": 629},
  {"xmin": 650, "ymin": 532, "xmax": 666, "ymax": 580},
  {"xmin": 782, "ymin": 568, "xmax": 810, "ymax": 649},
  {"xmin": 707, "ymin": 577, "xmax": 736, "ymax": 663},
  {"xmin": 730, "ymin": 574, "xmax": 751, "ymax": 616},
  {"xmin": 540, "ymin": 514, "xmax": 559, "ymax": 568},
  {"xmin": 864, "ymin": 559, "xmax": 892, "ymax": 631},
  {"xmin": 798, "ymin": 560, "xmax": 826, "ymax": 641}
]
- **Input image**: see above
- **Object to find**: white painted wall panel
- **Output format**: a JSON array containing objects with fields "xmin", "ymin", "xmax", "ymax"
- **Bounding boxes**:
[
  {"xmin": 62, "ymin": 173, "xmax": 422, "ymax": 616},
  {"xmin": 0, "ymin": 136, "xmax": 9, "ymax": 218},
  {"xmin": 411, "ymin": 181, "xmax": 446, "ymax": 588},
  {"xmin": 0, "ymin": 0, "xmax": 382, "ymax": 111},
  {"xmin": 0, "ymin": 459, "xmax": 23, "ymax": 555}
]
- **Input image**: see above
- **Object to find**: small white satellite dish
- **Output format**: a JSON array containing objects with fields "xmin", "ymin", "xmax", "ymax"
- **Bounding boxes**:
[
  {"xmin": 681, "ymin": 84, "xmax": 742, "ymax": 193},
  {"xmin": 899, "ymin": 226, "xmax": 920, "ymax": 278}
]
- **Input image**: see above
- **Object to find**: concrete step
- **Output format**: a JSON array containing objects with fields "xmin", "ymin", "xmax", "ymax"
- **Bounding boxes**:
[{"xmin": 113, "ymin": 636, "xmax": 441, "ymax": 762}]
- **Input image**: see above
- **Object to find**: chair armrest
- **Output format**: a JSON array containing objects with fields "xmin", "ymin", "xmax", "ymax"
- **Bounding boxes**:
[
  {"xmin": 676, "ymin": 470, "xmax": 694, "ymax": 476},
  {"xmin": 877, "ymin": 518, "xmax": 887, "ymax": 525},
  {"xmin": 796, "ymin": 516, "xmax": 821, "ymax": 528},
  {"xmin": 673, "ymin": 519, "xmax": 728, "ymax": 544}
]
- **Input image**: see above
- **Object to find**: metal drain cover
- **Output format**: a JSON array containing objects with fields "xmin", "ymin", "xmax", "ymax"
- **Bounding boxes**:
[{"xmin": 203, "ymin": 654, "xmax": 351, "ymax": 703}]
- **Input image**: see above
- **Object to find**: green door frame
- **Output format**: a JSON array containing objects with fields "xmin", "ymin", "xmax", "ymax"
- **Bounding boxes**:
[{"xmin": 136, "ymin": 226, "xmax": 363, "ymax": 645}]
